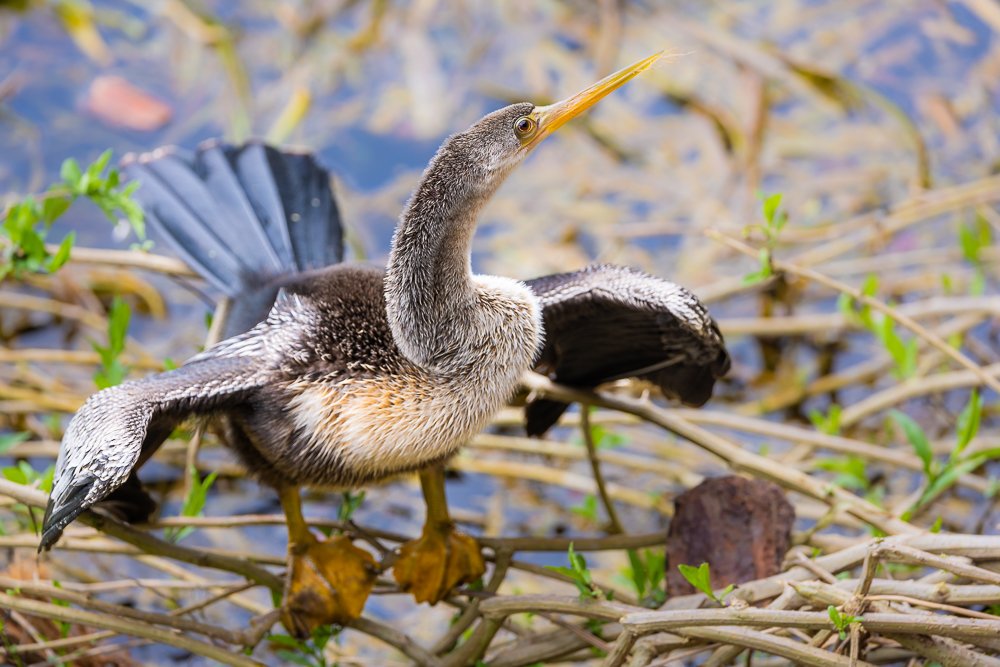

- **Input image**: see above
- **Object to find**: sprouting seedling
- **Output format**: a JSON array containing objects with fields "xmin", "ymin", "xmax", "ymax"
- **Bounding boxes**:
[
  {"xmin": 743, "ymin": 192, "xmax": 788, "ymax": 285},
  {"xmin": 268, "ymin": 625, "xmax": 338, "ymax": 667},
  {"xmin": 626, "ymin": 549, "xmax": 666, "ymax": 607},
  {"xmin": 837, "ymin": 273, "xmax": 878, "ymax": 329},
  {"xmin": 1, "ymin": 150, "xmax": 145, "ymax": 280},
  {"xmin": 92, "ymin": 296, "xmax": 131, "ymax": 389},
  {"xmin": 959, "ymin": 214, "xmax": 991, "ymax": 296},
  {"xmin": 828, "ymin": 605, "xmax": 863, "ymax": 640},
  {"xmin": 546, "ymin": 543, "xmax": 604, "ymax": 600},
  {"xmin": 571, "ymin": 494, "xmax": 599, "ymax": 523},
  {"xmin": 892, "ymin": 391, "xmax": 996, "ymax": 518},
  {"xmin": 808, "ymin": 404, "xmax": 842, "ymax": 436},
  {"xmin": 338, "ymin": 490, "xmax": 366, "ymax": 522},
  {"xmin": 838, "ymin": 274, "xmax": 918, "ymax": 378},
  {"xmin": 0, "ymin": 432, "xmax": 30, "ymax": 455},
  {"xmin": 677, "ymin": 562, "xmax": 733, "ymax": 605},
  {"xmin": 165, "ymin": 467, "xmax": 218, "ymax": 543},
  {"xmin": 874, "ymin": 314, "xmax": 918, "ymax": 379},
  {"xmin": 813, "ymin": 455, "xmax": 869, "ymax": 492}
]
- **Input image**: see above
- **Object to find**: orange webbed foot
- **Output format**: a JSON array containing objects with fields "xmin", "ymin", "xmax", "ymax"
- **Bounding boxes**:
[
  {"xmin": 393, "ymin": 521, "xmax": 485, "ymax": 604},
  {"xmin": 281, "ymin": 533, "xmax": 377, "ymax": 637}
]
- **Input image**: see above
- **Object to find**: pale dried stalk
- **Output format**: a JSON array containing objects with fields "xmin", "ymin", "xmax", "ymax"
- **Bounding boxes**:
[
  {"xmin": 0, "ymin": 592, "xmax": 263, "ymax": 667},
  {"xmin": 46, "ymin": 243, "xmax": 197, "ymax": 276},
  {"xmin": 0, "ymin": 478, "xmax": 283, "ymax": 590},
  {"xmin": 708, "ymin": 230, "xmax": 1000, "ymax": 396},
  {"xmin": 621, "ymin": 607, "xmax": 1000, "ymax": 641},
  {"xmin": 520, "ymin": 372, "xmax": 917, "ymax": 536}
]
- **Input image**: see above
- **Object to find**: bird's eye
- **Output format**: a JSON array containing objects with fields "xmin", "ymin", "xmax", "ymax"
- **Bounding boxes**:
[{"xmin": 514, "ymin": 116, "xmax": 535, "ymax": 137}]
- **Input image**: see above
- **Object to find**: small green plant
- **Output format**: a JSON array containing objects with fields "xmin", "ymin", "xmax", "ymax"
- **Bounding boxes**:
[
  {"xmin": 165, "ymin": 467, "xmax": 219, "ymax": 543},
  {"xmin": 873, "ymin": 314, "xmax": 918, "ymax": 379},
  {"xmin": 959, "ymin": 214, "xmax": 991, "ymax": 296},
  {"xmin": 571, "ymin": 494, "xmax": 599, "ymax": 523},
  {"xmin": 546, "ymin": 543, "xmax": 604, "ymax": 600},
  {"xmin": 808, "ymin": 404, "xmax": 842, "ymax": 436},
  {"xmin": 838, "ymin": 275, "xmax": 918, "ymax": 378},
  {"xmin": 268, "ymin": 625, "xmax": 338, "ymax": 667},
  {"xmin": 892, "ymin": 391, "xmax": 997, "ymax": 517},
  {"xmin": 837, "ymin": 274, "xmax": 878, "ymax": 328},
  {"xmin": 2, "ymin": 461, "xmax": 54, "ymax": 493},
  {"xmin": 0, "ymin": 432, "xmax": 30, "ymax": 455},
  {"xmin": 587, "ymin": 420, "xmax": 627, "ymax": 449},
  {"xmin": 1, "ymin": 150, "xmax": 144, "ymax": 280},
  {"xmin": 827, "ymin": 604, "xmax": 862, "ymax": 640},
  {"xmin": 92, "ymin": 296, "xmax": 131, "ymax": 389},
  {"xmin": 813, "ymin": 455, "xmax": 868, "ymax": 492},
  {"xmin": 743, "ymin": 193, "xmax": 787, "ymax": 284},
  {"xmin": 625, "ymin": 549, "xmax": 666, "ymax": 607},
  {"xmin": 677, "ymin": 562, "xmax": 733, "ymax": 605},
  {"xmin": 337, "ymin": 490, "xmax": 365, "ymax": 522}
]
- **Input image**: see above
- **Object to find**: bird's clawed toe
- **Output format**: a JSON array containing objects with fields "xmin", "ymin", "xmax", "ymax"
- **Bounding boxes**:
[
  {"xmin": 393, "ymin": 521, "xmax": 485, "ymax": 604},
  {"xmin": 281, "ymin": 534, "xmax": 377, "ymax": 637}
]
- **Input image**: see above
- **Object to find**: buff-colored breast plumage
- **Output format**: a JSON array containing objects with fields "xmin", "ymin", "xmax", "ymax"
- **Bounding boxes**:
[{"xmin": 287, "ymin": 371, "xmax": 491, "ymax": 481}]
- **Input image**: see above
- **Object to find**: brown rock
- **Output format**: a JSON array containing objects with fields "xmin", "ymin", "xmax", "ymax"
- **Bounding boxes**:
[{"xmin": 666, "ymin": 475, "xmax": 794, "ymax": 597}]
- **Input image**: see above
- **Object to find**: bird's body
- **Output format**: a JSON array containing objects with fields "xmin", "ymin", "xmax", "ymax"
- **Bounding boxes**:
[
  {"xmin": 41, "ymin": 53, "xmax": 729, "ymax": 632},
  {"xmin": 206, "ymin": 263, "xmax": 539, "ymax": 489}
]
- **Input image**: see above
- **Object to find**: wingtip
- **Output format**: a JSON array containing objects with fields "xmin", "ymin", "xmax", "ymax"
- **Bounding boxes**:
[{"xmin": 38, "ymin": 481, "xmax": 93, "ymax": 552}]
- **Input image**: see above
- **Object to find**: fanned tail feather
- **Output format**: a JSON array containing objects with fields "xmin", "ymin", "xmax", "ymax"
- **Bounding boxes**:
[{"xmin": 123, "ymin": 140, "xmax": 344, "ymax": 336}]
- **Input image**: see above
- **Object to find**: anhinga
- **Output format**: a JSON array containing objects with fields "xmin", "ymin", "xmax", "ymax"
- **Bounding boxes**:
[{"xmin": 39, "ymin": 53, "xmax": 729, "ymax": 635}]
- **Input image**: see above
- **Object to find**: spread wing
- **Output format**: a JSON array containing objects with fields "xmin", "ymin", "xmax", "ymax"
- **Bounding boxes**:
[
  {"xmin": 524, "ymin": 264, "xmax": 730, "ymax": 436},
  {"xmin": 40, "ymin": 355, "xmax": 265, "ymax": 549}
]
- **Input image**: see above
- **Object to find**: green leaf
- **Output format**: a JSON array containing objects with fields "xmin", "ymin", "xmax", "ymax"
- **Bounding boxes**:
[
  {"xmin": 275, "ymin": 650, "xmax": 315, "ymax": 666},
  {"xmin": 762, "ymin": 193, "xmax": 782, "ymax": 226},
  {"xmin": 0, "ymin": 432, "xmax": 30, "ymax": 454},
  {"xmin": 627, "ymin": 549, "xmax": 647, "ymax": 597},
  {"xmin": 808, "ymin": 405, "xmax": 842, "ymax": 436},
  {"xmin": 955, "ymin": 390, "xmax": 982, "ymax": 456},
  {"xmin": 167, "ymin": 466, "xmax": 218, "ymax": 542},
  {"xmin": 891, "ymin": 411, "xmax": 934, "ymax": 479},
  {"xmin": 88, "ymin": 149, "xmax": 112, "ymax": 179},
  {"xmin": 677, "ymin": 562, "xmax": 715, "ymax": 600},
  {"xmin": 46, "ymin": 232, "xmax": 75, "ymax": 272},
  {"xmin": 916, "ymin": 448, "xmax": 1000, "ymax": 511},
  {"xmin": 60, "ymin": 158, "xmax": 82, "ymax": 187},
  {"xmin": 970, "ymin": 269, "xmax": 986, "ymax": 296},
  {"xmin": 338, "ymin": 490, "xmax": 365, "ymax": 522},
  {"xmin": 814, "ymin": 456, "xmax": 868, "ymax": 491},
  {"xmin": 546, "ymin": 543, "xmax": 599, "ymax": 600},
  {"xmin": 41, "ymin": 196, "xmax": 72, "ymax": 225},
  {"xmin": 2, "ymin": 465, "xmax": 28, "ymax": 485},
  {"xmin": 861, "ymin": 274, "xmax": 879, "ymax": 297},
  {"xmin": 107, "ymin": 297, "xmax": 130, "ymax": 357},
  {"xmin": 571, "ymin": 494, "xmax": 599, "ymax": 522}
]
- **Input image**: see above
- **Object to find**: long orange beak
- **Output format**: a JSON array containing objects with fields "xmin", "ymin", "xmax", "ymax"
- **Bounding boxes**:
[{"xmin": 526, "ymin": 51, "xmax": 663, "ymax": 149}]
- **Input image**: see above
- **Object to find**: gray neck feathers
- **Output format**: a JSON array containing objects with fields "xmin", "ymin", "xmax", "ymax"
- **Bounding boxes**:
[{"xmin": 384, "ymin": 139, "xmax": 506, "ymax": 371}]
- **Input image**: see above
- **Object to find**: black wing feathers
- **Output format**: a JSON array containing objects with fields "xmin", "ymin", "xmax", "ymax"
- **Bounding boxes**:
[{"xmin": 525, "ymin": 265, "xmax": 729, "ymax": 436}]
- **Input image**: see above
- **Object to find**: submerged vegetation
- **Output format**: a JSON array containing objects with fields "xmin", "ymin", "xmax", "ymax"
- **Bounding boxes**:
[{"xmin": 1, "ymin": 1, "xmax": 999, "ymax": 665}]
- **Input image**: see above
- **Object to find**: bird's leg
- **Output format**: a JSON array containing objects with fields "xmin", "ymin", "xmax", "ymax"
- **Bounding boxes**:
[
  {"xmin": 393, "ymin": 465, "xmax": 485, "ymax": 604},
  {"xmin": 278, "ymin": 486, "xmax": 376, "ymax": 637}
]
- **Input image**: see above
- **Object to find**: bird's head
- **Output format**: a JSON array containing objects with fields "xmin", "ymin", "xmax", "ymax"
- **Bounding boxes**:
[{"xmin": 439, "ymin": 51, "xmax": 664, "ymax": 188}]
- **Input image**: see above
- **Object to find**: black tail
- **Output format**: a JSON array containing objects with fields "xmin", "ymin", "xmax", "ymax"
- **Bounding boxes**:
[{"xmin": 122, "ymin": 140, "xmax": 344, "ymax": 336}]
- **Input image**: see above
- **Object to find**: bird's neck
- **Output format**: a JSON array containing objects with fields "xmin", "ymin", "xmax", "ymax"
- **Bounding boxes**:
[{"xmin": 384, "ymin": 146, "xmax": 499, "ymax": 370}]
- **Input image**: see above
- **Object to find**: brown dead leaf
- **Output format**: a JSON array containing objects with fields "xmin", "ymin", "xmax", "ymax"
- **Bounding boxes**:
[{"xmin": 85, "ymin": 76, "xmax": 172, "ymax": 131}]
